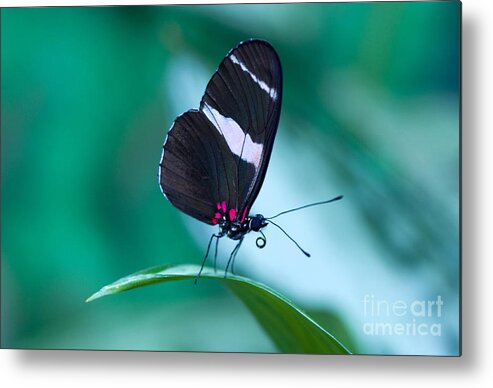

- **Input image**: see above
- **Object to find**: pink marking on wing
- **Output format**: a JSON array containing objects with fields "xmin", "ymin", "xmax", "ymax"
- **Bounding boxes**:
[
  {"xmin": 240, "ymin": 207, "xmax": 249, "ymax": 223},
  {"xmin": 221, "ymin": 201, "xmax": 227, "ymax": 213},
  {"xmin": 229, "ymin": 208, "xmax": 237, "ymax": 221},
  {"xmin": 214, "ymin": 212, "xmax": 221, "ymax": 219},
  {"xmin": 212, "ymin": 218, "xmax": 218, "ymax": 225},
  {"xmin": 217, "ymin": 203, "xmax": 221, "ymax": 210}
]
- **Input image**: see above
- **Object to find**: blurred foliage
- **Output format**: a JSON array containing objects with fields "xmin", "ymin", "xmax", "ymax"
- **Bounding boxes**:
[
  {"xmin": 307, "ymin": 309, "xmax": 359, "ymax": 354},
  {"xmin": 1, "ymin": 2, "xmax": 459, "ymax": 354}
]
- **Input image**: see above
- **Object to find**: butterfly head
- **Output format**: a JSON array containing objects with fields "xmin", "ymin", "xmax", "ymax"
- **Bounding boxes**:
[
  {"xmin": 249, "ymin": 214, "xmax": 267, "ymax": 232},
  {"xmin": 222, "ymin": 213, "xmax": 268, "ymax": 246}
]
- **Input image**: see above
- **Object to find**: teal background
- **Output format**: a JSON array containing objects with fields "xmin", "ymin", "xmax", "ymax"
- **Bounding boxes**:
[{"xmin": 1, "ymin": 2, "xmax": 460, "ymax": 355}]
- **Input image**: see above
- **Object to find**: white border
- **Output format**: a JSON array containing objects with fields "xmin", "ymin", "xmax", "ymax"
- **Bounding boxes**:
[{"xmin": 2, "ymin": 0, "xmax": 493, "ymax": 387}]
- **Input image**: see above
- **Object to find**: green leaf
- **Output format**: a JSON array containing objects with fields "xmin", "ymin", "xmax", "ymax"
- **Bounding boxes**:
[{"xmin": 86, "ymin": 264, "xmax": 351, "ymax": 354}]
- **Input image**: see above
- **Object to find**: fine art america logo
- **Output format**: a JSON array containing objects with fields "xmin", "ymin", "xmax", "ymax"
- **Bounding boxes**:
[{"xmin": 362, "ymin": 294, "xmax": 444, "ymax": 337}]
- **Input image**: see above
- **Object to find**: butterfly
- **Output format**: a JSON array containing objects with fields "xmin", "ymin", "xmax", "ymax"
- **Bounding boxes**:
[{"xmin": 158, "ymin": 39, "xmax": 342, "ymax": 281}]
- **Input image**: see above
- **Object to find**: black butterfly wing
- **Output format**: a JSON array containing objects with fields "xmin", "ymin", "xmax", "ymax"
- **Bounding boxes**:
[
  {"xmin": 159, "ymin": 110, "xmax": 238, "ymax": 225},
  {"xmin": 200, "ymin": 39, "xmax": 283, "ymax": 219},
  {"xmin": 159, "ymin": 39, "xmax": 282, "ymax": 224}
]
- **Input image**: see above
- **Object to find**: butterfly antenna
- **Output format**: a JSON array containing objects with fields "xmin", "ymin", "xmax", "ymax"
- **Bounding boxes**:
[
  {"xmin": 256, "ymin": 229, "xmax": 267, "ymax": 249},
  {"xmin": 266, "ymin": 195, "xmax": 343, "ymax": 220},
  {"xmin": 267, "ymin": 219, "xmax": 311, "ymax": 257}
]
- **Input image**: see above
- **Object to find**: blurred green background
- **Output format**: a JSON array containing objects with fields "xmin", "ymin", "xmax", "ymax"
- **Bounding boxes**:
[{"xmin": 1, "ymin": 2, "xmax": 459, "ymax": 355}]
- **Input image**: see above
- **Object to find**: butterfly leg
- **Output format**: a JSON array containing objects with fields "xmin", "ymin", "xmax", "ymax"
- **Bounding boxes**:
[
  {"xmin": 195, "ymin": 233, "xmax": 222, "ymax": 285},
  {"xmin": 213, "ymin": 235, "xmax": 220, "ymax": 272},
  {"xmin": 230, "ymin": 237, "xmax": 244, "ymax": 274},
  {"xmin": 224, "ymin": 236, "xmax": 244, "ymax": 277}
]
